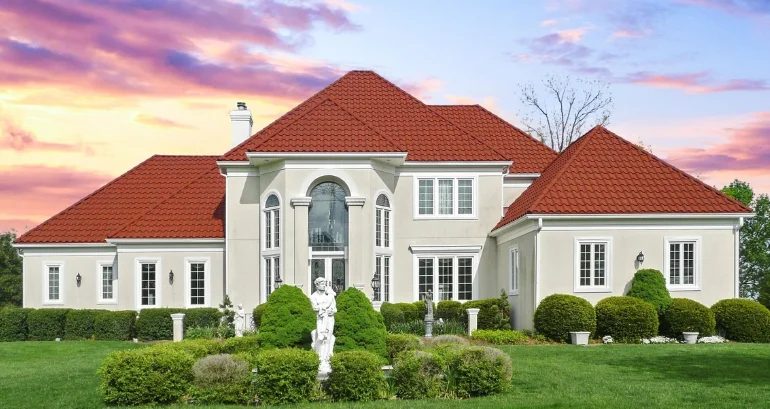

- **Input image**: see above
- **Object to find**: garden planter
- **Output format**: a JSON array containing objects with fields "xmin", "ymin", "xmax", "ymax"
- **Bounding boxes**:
[
  {"xmin": 570, "ymin": 331, "xmax": 590, "ymax": 346},
  {"xmin": 682, "ymin": 332, "xmax": 699, "ymax": 344}
]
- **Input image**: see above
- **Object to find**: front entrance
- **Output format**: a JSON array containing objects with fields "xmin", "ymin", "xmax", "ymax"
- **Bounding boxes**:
[{"xmin": 310, "ymin": 257, "xmax": 346, "ymax": 293}]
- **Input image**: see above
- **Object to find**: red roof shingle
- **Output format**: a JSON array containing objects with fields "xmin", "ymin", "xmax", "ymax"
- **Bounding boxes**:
[{"xmin": 493, "ymin": 126, "xmax": 753, "ymax": 231}]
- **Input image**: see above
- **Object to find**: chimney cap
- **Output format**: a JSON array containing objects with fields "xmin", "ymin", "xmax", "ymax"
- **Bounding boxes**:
[{"xmin": 236, "ymin": 101, "xmax": 247, "ymax": 110}]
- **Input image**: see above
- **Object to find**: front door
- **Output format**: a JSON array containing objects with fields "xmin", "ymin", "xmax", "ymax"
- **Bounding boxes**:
[{"xmin": 310, "ymin": 257, "xmax": 346, "ymax": 293}]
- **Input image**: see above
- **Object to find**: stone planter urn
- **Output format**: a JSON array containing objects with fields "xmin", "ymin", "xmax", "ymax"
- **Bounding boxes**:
[
  {"xmin": 682, "ymin": 332, "xmax": 699, "ymax": 344},
  {"xmin": 570, "ymin": 331, "xmax": 591, "ymax": 346}
]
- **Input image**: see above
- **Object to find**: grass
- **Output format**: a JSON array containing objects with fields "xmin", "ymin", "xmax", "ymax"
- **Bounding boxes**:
[{"xmin": 1, "ymin": 342, "xmax": 769, "ymax": 408}]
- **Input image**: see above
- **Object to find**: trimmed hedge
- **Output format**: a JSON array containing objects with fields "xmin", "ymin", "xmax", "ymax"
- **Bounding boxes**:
[
  {"xmin": 392, "ymin": 350, "xmax": 445, "ymax": 399},
  {"xmin": 386, "ymin": 333, "xmax": 422, "ymax": 363},
  {"xmin": 596, "ymin": 296, "xmax": 658, "ymax": 343},
  {"xmin": 254, "ymin": 348, "xmax": 319, "ymax": 405},
  {"xmin": 380, "ymin": 302, "xmax": 405, "ymax": 330},
  {"xmin": 64, "ymin": 309, "xmax": 105, "ymax": 340},
  {"xmin": 436, "ymin": 300, "xmax": 464, "ymax": 322},
  {"xmin": 626, "ymin": 269, "xmax": 672, "ymax": 314},
  {"xmin": 94, "ymin": 311, "xmax": 136, "ymax": 341},
  {"xmin": 136, "ymin": 308, "xmax": 184, "ymax": 341},
  {"xmin": 662, "ymin": 298, "xmax": 716, "ymax": 337},
  {"xmin": 462, "ymin": 298, "xmax": 511, "ymax": 330},
  {"xmin": 534, "ymin": 294, "xmax": 596, "ymax": 342},
  {"xmin": 151, "ymin": 338, "xmax": 223, "ymax": 359},
  {"xmin": 471, "ymin": 329, "xmax": 528, "ymax": 345},
  {"xmin": 712, "ymin": 298, "xmax": 770, "ymax": 343},
  {"xmin": 252, "ymin": 303, "xmax": 267, "ymax": 329},
  {"xmin": 27, "ymin": 308, "xmax": 70, "ymax": 341},
  {"xmin": 259, "ymin": 285, "xmax": 315, "ymax": 349},
  {"xmin": 0, "ymin": 307, "xmax": 32, "ymax": 341},
  {"xmin": 222, "ymin": 334, "xmax": 260, "ymax": 354},
  {"xmin": 327, "ymin": 350, "xmax": 386, "ymax": 402},
  {"xmin": 184, "ymin": 308, "xmax": 222, "ymax": 329},
  {"xmin": 189, "ymin": 354, "xmax": 253, "ymax": 405},
  {"xmin": 334, "ymin": 287, "xmax": 388, "ymax": 359}
]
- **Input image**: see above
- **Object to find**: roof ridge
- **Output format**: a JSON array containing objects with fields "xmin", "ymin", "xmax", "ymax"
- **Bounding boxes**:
[
  {"xmin": 326, "ymin": 95, "xmax": 405, "ymax": 152},
  {"xmin": 15, "ymin": 155, "xmax": 160, "ymax": 244},
  {"xmin": 471, "ymin": 104, "xmax": 557, "ymax": 154},
  {"xmin": 247, "ymin": 96, "xmax": 336, "ymax": 152},
  {"xmin": 428, "ymin": 105, "xmax": 509, "ymax": 161},
  {"xmin": 107, "ymin": 165, "xmax": 219, "ymax": 239}
]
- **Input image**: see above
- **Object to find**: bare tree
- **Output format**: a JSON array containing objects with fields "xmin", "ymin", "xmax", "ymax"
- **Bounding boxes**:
[{"xmin": 519, "ymin": 75, "xmax": 613, "ymax": 152}]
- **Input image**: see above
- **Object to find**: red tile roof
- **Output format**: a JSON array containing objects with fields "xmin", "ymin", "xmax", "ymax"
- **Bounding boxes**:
[
  {"xmin": 15, "ymin": 156, "xmax": 223, "ymax": 244},
  {"xmin": 429, "ymin": 105, "xmax": 557, "ymax": 174},
  {"xmin": 493, "ymin": 126, "xmax": 752, "ymax": 231}
]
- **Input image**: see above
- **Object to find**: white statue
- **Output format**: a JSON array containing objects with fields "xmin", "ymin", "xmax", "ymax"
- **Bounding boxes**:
[
  {"xmin": 310, "ymin": 277, "xmax": 337, "ymax": 374},
  {"xmin": 234, "ymin": 303, "xmax": 246, "ymax": 338}
]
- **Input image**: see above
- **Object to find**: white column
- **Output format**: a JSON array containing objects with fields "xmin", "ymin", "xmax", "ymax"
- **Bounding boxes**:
[
  {"xmin": 171, "ymin": 313, "xmax": 186, "ymax": 342},
  {"xmin": 372, "ymin": 301, "xmax": 383, "ymax": 312},
  {"xmin": 345, "ymin": 197, "xmax": 366, "ymax": 290},
  {"xmin": 291, "ymin": 197, "xmax": 311, "ymax": 293},
  {"xmin": 466, "ymin": 308, "xmax": 480, "ymax": 336}
]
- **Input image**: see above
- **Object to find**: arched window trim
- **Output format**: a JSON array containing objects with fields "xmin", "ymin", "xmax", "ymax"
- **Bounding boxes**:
[
  {"xmin": 261, "ymin": 191, "xmax": 282, "ymax": 303},
  {"xmin": 374, "ymin": 190, "xmax": 393, "ymax": 303}
]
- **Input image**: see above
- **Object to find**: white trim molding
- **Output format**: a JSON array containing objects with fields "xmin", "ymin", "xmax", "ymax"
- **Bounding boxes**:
[
  {"xmin": 409, "ymin": 245, "xmax": 483, "ymax": 255},
  {"xmin": 291, "ymin": 197, "xmax": 312, "ymax": 207},
  {"xmin": 42, "ymin": 261, "xmax": 64, "ymax": 305},
  {"xmin": 573, "ymin": 237, "xmax": 613, "ymax": 293},
  {"xmin": 345, "ymin": 196, "xmax": 366, "ymax": 207},
  {"xmin": 96, "ymin": 260, "xmax": 118, "ymax": 305},
  {"xmin": 135, "ymin": 257, "xmax": 162, "ymax": 309},
  {"xmin": 664, "ymin": 236, "xmax": 702, "ymax": 292},
  {"xmin": 185, "ymin": 257, "xmax": 212, "ymax": 308}
]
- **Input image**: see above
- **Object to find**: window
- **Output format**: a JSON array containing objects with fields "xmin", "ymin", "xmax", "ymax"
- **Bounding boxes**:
[
  {"xmin": 665, "ymin": 237, "xmax": 700, "ymax": 290},
  {"xmin": 375, "ymin": 194, "xmax": 391, "ymax": 248},
  {"xmin": 308, "ymin": 182, "xmax": 348, "ymax": 251},
  {"xmin": 574, "ymin": 238, "xmax": 611, "ymax": 292},
  {"xmin": 375, "ymin": 193, "xmax": 392, "ymax": 302},
  {"xmin": 263, "ymin": 193, "xmax": 282, "ymax": 301},
  {"xmin": 416, "ymin": 255, "xmax": 475, "ymax": 301},
  {"xmin": 141, "ymin": 262, "xmax": 157, "ymax": 306},
  {"xmin": 190, "ymin": 262, "xmax": 205, "ymax": 306},
  {"xmin": 375, "ymin": 255, "xmax": 391, "ymax": 302},
  {"xmin": 509, "ymin": 247, "xmax": 519, "ymax": 295},
  {"xmin": 264, "ymin": 194, "xmax": 280, "ymax": 249},
  {"xmin": 264, "ymin": 256, "xmax": 280, "ymax": 299},
  {"xmin": 415, "ymin": 177, "xmax": 475, "ymax": 218},
  {"xmin": 44, "ymin": 263, "xmax": 62, "ymax": 303},
  {"xmin": 98, "ymin": 262, "xmax": 116, "ymax": 303}
]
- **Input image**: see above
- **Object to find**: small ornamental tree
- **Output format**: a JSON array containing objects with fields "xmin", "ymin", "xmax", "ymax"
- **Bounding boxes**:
[
  {"xmin": 258, "ymin": 285, "xmax": 315, "ymax": 349},
  {"xmin": 334, "ymin": 287, "xmax": 388, "ymax": 360},
  {"xmin": 626, "ymin": 269, "xmax": 672, "ymax": 314}
]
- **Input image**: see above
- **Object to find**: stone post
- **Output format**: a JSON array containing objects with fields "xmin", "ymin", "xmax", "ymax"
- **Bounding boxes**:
[
  {"xmin": 171, "ymin": 313, "xmax": 185, "ymax": 342},
  {"xmin": 466, "ymin": 308, "xmax": 480, "ymax": 336},
  {"xmin": 372, "ymin": 301, "xmax": 383, "ymax": 312}
]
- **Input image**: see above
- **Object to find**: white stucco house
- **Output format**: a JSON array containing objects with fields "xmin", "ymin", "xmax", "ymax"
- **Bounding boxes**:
[{"xmin": 14, "ymin": 71, "xmax": 753, "ymax": 329}]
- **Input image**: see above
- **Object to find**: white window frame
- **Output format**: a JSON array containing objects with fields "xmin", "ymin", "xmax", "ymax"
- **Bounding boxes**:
[
  {"xmin": 411, "ymin": 246, "xmax": 480, "ymax": 301},
  {"xmin": 375, "ymin": 254, "xmax": 392, "ymax": 302},
  {"xmin": 135, "ymin": 258, "xmax": 161, "ymax": 309},
  {"xmin": 664, "ymin": 236, "xmax": 702, "ymax": 291},
  {"xmin": 262, "ymin": 192, "xmax": 282, "ymax": 251},
  {"xmin": 261, "ymin": 191, "xmax": 283, "ymax": 303},
  {"xmin": 185, "ymin": 257, "xmax": 211, "ymax": 308},
  {"xmin": 42, "ymin": 261, "xmax": 64, "ymax": 305},
  {"xmin": 96, "ymin": 260, "xmax": 117, "ymax": 304},
  {"xmin": 573, "ymin": 237, "xmax": 612, "ymax": 293},
  {"xmin": 261, "ymin": 255, "xmax": 280, "ymax": 302},
  {"xmin": 374, "ymin": 191, "xmax": 394, "ymax": 303},
  {"xmin": 413, "ymin": 175, "xmax": 477, "ymax": 220},
  {"xmin": 509, "ymin": 245, "xmax": 520, "ymax": 296}
]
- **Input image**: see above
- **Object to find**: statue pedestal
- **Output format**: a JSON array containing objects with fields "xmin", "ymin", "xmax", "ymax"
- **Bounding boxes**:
[{"xmin": 424, "ymin": 314, "xmax": 434, "ymax": 338}]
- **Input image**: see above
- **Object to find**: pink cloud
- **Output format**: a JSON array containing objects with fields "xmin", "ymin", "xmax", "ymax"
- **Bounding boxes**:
[
  {"xmin": 401, "ymin": 78, "xmax": 443, "ymax": 100},
  {"xmin": 134, "ymin": 114, "xmax": 194, "ymax": 129},
  {"xmin": 0, "ymin": 219, "xmax": 38, "ymax": 235},
  {"xmin": 623, "ymin": 71, "xmax": 770, "ymax": 93},
  {"xmin": 1, "ymin": 122, "xmax": 93, "ymax": 154},
  {"xmin": 540, "ymin": 19, "xmax": 560, "ymax": 26}
]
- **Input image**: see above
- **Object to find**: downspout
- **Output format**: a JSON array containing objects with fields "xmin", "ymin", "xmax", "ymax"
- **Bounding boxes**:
[
  {"xmin": 219, "ymin": 167, "xmax": 229, "ymax": 299},
  {"xmin": 534, "ymin": 217, "xmax": 543, "ymax": 311},
  {"xmin": 734, "ymin": 217, "xmax": 744, "ymax": 298}
]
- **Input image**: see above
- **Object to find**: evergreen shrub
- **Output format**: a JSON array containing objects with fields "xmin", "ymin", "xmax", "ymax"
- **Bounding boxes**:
[
  {"xmin": 258, "ymin": 285, "xmax": 315, "ymax": 349},
  {"xmin": 253, "ymin": 348, "xmax": 319, "ymax": 405},
  {"xmin": 386, "ymin": 333, "xmax": 422, "ymax": 363},
  {"xmin": 0, "ymin": 307, "xmax": 32, "ymax": 341},
  {"xmin": 711, "ymin": 298, "xmax": 770, "ymax": 343},
  {"xmin": 27, "ymin": 308, "xmax": 70, "ymax": 341},
  {"xmin": 661, "ymin": 298, "xmax": 716, "ymax": 337},
  {"xmin": 135, "ymin": 308, "xmax": 183, "ymax": 341},
  {"xmin": 534, "ymin": 294, "xmax": 596, "ymax": 342},
  {"xmin": 626, "ymin": 269, "xmax": 672, "ymax": 314},
  {"xmin": 334, "ymin": 287, "xmax": 388, "ymax": 359},
  {"xmin": 327, "ymin": 350, "xmax": 386, "ymax": 402},
  {"xmin": 596, "ymin": 296, "xmax": 658, "ymax": 343},
  {"xmin": 64, "ymin": 309, "xmax": 105, "ymax": 340},
  {"xmin": 93, "ymin": 310, "xmax": 136, "ymax": 341}
]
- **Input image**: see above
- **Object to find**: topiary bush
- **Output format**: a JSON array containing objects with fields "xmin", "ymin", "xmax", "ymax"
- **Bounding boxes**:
[
  {"xmin": 436, "ymin": 300, "xmax": 464, "ymax": 322},
  {"xmin": 252, "ymin": 303, "xmax": 267, "ymax": 329},
  {"xmin": 94, "ymin": 310, "xmax": 136, "ymax": 341},
  {"xmin": 534, "ymin": 294, "xmax": 596, "ymax": 342},
  {"xmin": 450, "ymin": 346, "xmax": 513, "ymax": 397},
  {"xmin": 0, "ymin": 307, "xmax": 32, "ymax": 341},
  {"xmin": 626, "ymin": 269, "xmax": 672, "ymax": 314},
  {"xmin": 661, "ymin": 298, "xmax": 716, "ymax": 338},
  {"xmin": 327, "ymin": 350, "xmax": 386, "ymax": 402},
  {"xmin": 254, "ymin": 348, "xmax": 319, "ymax": 405},
  {"xmin": 334, "ymin": 287, "xmax": 388, "ymax": 359},
  {"xmin": 188, "ymin": 354, "xmax": 253, "ymax": 405},
  {"xmin": 711, "ymin": 298, "xmax": 770, "ymax": 343},
  {"xmin": 98, "ymin": 347, "xmax": 195, "ymax": 405},
  {"xmin": 471, "ymin": 329, "xmax": 528, "ymax": 345},
  {"xmin": 259, "ymin": 285, "xmax": 315, "ymax": 349},
  {"xmin": 596, "ymin": 296, "xmax": 658, "ymax": 343},
  {"xmin": 222, "ymin": 334, "xmax": 260, "ymax": 354},
  {"xmin": 135, "ymin": 308, "xmax": 183, "ymax": 341},
  {"xmin": 380, "ymin": 302, "xmax": 404, "ymax": 330},
  {"xmin": 184, "ymin": 308, "xmax": 222, "ymax": 329},
  {"xmin": 386, "ymin": 333, "xmax": 422, "ymax": 363},
  {"xmin": 391, "ymin": 350, "xmax": 445, "ymax": 400},
  {"xmin": 27, "ymin": 308, "xmax": 70, "ymax": 341},
  {"xmin": 64, "ymin": 309, "xmax": 105, "ymax": 340}
]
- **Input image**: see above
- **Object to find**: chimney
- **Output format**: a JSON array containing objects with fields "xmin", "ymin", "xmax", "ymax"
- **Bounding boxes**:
[{"xmin": 230, "ymin": 101, "xmax": 253, "ymax": 148}]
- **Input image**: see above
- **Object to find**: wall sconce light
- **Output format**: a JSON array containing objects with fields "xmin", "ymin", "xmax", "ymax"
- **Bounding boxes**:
[
  {"xmin": 274, "ymin": 274, "xmax": 283, "ymax": 289},
  {"xmin": 636, "ymin": 251, "xmax": 645, "ymax": 264},
  {"xmin": 371, "ymin": 270, "xmax": 381, "ymax": 301},
  {"xmin": 169, "ymin": 270, "xmax": 174, "ymax": 284},
  {"xmin": 17, "ymin": 248, "xmax": 24, "ymax": 256},
  {"xmin": 76, "ymin": 273, "xmax": 82, "ymax": 286}
]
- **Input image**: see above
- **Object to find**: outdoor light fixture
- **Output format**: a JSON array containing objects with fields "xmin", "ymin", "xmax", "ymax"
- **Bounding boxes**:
[
  {"xmin": 169, "ymin": 270, "xmax": 174, "ymax": 284},
  {"xmin": 274, "ymin": 274, "xmax": 283, "ymax": 289},
  {"xmin": 371, "ymin": 271, "xmax": 381, "ymax": 301},
  {"xmin": 76, "ymin": 273, "xmax": 82, "ymax": 286},
  {"xmin": 636, "ymin": 251, "xmax": 645, "ymax": 264}
]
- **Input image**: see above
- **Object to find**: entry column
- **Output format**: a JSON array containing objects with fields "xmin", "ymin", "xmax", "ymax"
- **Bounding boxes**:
[
  {"xmin": 345, "ymin": 196, "xmax": 366, "ymax": 291},
  {"xmin": 291, "ymin": 197, "xmax": 312, "ymax": 291}
]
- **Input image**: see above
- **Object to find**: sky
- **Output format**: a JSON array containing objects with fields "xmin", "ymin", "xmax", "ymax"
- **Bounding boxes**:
[{"xmin": 1, "ymin": 0, "xmax": 769, "ymax": 233}]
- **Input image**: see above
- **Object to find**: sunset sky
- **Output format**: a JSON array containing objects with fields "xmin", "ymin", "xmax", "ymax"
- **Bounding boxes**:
[{"xmin": 1, "ymin": 0, "xmax": 769, "ymax": 233}]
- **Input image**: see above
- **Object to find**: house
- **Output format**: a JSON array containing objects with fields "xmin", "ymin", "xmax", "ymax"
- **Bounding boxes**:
[{"xmin": 13, "ymin": 71, "xmax": 752, "ymax": 329}]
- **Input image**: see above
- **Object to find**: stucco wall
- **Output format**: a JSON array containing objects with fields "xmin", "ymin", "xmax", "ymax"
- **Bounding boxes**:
[{"xmin": 496, "ymin": 230, "xmax": 537, "ymax": 330}]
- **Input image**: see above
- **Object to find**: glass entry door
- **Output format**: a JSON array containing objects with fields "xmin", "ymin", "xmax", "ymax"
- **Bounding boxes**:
[{"xmin": 310, "ymin": 257, "xmax": 346, "ymax": 293}]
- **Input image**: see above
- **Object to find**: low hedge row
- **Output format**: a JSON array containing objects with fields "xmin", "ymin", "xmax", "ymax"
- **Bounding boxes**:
[
  {"xmin": 136, "ymin": 307, "xmax": 222, "ymax": 341},
  {"xmin": 381, "ymin": 295, "xmax": 511, "ymax": 332}
]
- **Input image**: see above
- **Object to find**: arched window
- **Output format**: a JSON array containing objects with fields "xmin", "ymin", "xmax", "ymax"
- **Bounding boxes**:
[
  {"xmin": 375, "ymin": 194, "xmax": 390, "ymax": 248},
  {"xmin": 308, "ymin": 182, "xmax": 348, "ymax": 251},
  {"xmin": 374, "ymin": 193, "xmax": 392, "ymax": 302},
  {"xmin": 263, "ymin": 194, "xmax": 280, "ymax": 298}
]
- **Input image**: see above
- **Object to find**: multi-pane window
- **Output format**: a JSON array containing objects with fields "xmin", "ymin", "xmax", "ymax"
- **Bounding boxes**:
[
  {"xmin": 418, "ymin": 258, "xmax": 434, "ymax": 297},
  {"xmin": 190, "ymin": 262, "xmax": 205, "ymax": 306},
  {"xmin": 102, "ymin": 265, "xmax": 114, "ymax": 301},
  {"xmin": 668, "ymin": 240, "xmax": 697, "ymax": 287},
  {"xmin": 438, "ymin": 258, "xmax": 453, "ymax": 300},
  {"xmin": 417, "ymin": 255, "xmax": 474, "ymax": 301},
  {"xmin": 141, "ymin": 263, "xmax": 157, "ymax": 306},
  {"xmin": 575, "ymin": 240, "xmax": 610, "ymax": 291},
  {"xmin": 264, "ymin": 257, "xmax": 280, "ymax": 298},
  {"xmin": 458, "ymin": 258, "xmax": 473, "ymax": 300},
  {"xmin": 375, "ymin": 194, "xmax": 391, "ymax": 248},
  {"xmin": 375, "ymin": 255, "xmax": 391, "ymax": 302},
  {"xmin": 47, "ymin": 265, "xmax": 60, "ymax": 301},
  {"xmin": 416, "ymin": 178, "xmax": 474, "ymax": 217},
  {"xmin": 264, "ymin": 194, "xmax": 280, "ymax": 249},
  {"xmin": 510, "ymin": 248, "xmax": 519, "ymax": 294}
]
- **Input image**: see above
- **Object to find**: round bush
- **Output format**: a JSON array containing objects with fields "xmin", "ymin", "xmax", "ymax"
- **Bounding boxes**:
[
  {"xmin": 380, "ymin": 302, "xmax": 404, "ymax": 330},
  {"xmin": 661, "ymin": 298, "xmax": 715, "ymax": 337},
  {"xmin": 391, "ymin": 350, "xmax": 444, "ymax": 400},
  {"xmin": 64, "ymin": 309, "xmax": 105, "ymax": 340},
  {"xmin": 711, "ymin": 298, "xmax": 770, "ymax": 343},
  {"xmin": 98, "ymin": 347, "xmax": 194, "ymax": 405},
  {"xmin": 327, "ymin": 350, "xmax": 386, "ymax": 402},
  {"xmin": 254, "ymin": 348, "xmax": 319, "ymax": 405},
  {"xmin": 450, "ymin": 346, "xmax": 512, "ymax": 397},
  {"xmin": 436, "ymin": 300, "xmax": 464, "ymax": 322},
  {"xmin": 534, "ymin": 294, "xmax": 596, "ymax": 342},
  {"xmin": 334, "ymin": 287, "xmax": 388, "ymax": 359},
  {"xmin": 471, "ymin": 329, "xmax": 528, "ymax": 345},
  {"xmin": 0, "ymin": 307, "xmax": 32, "ymax": 341},
  {"xmin": 626, "ymin": 269, "xmax": 672, "ymax": 314},
  {"xmin": 259, "ymin": 285, "xmax": 315, "ymax": 349},
  {"xmin": 596, "ymin": 296, "xmax": 658, "ymax": 343},
  {"xmin": 27, "ymin": 308, "xmax": 70, "ymax": 341},
  {"xmin": 386, "ymin": 333, "xmax": 422, "ymax": 363},
  {"xmin": 94, "ymin": 311, "xmax": 136, "ymax": 341},
  {"xmin": 252, "ymin": 303, "xmax": 267, "ymax": 329}
]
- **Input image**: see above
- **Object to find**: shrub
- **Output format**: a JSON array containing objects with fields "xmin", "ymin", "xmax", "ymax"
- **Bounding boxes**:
[
  {"xmin": 27, "ymin": 308, "xmax": 70, "ymax": 341},
  {"xmin": 185, "ymin": 326, "xmax": 215, "ymax": 340},
  {"xmin": 434, "ymin": 319, "xmax": 467, "ymax": 335},
  {"xmin": 222, "ymin": 334, "xmax": 260, "ymax": 354},
  {"xmin": 711, "ymin": 298, "xmax": 770, "ymax": 343},
  {"xmin": 252, "ymin": 303, "xmax": 267, "ymax": 329},
  {"xmin": 471, "ymin": 329, "xmax": 528, "ymax": 345},
  {"xmin": 450, "ymin": 346, "xmax": 513, "ymax": 397},
  {"xmin": 661, "ymin": 298, "xmax": 716, "ymax": 337},
  {"xmin": 0, "ymin": 307, "xmax": 32, "ymax": 341},
  {"xmin": 462, "ymin": 298, "xmax": 511, "ymax": 330},
  {"xmin": 94, "ymin": 311, "xmax": 136, "ymax": 341},
  {"xmin": 192, "ymin": 354, "xmax": 250, "ymax": 387},
  {"xmin": 534, "ymin": 294, "xmax": 596, "ymax": 342},
  {"xmin": 136, "ymin": 308, "xmax": 183, "ymax": 341},
  {"xmin": 151, "ymin": 338, "xmax": 223, "ymax": 359},
  {"xmin": 390, "ymin": 319, "xmax": 425, "ymax": 335},
  {"xmin": 380, "ymin": 302, "xmax": 404, "ymax": 329},
  {"xmin": 327, "ymin": 350, "xmax": 386, "ymax": 402},
  {"xmin": 259, "ymin": 285, "xmax": 315, "ymax": 349},
  {"xmin": 334, "ymin": 287, "xmax": 388, "ymax": 359},
  {"xmin": 99, "ymin": 347, "xmax": 194, "ymax": 405},
  {"xmin": 425, "ymin": 334, "xmax": 469, "ymax": 347},
  {"xmin": 436, "ymin": 300, "xmax": 464, "ymax": 322},
  {"xmin": 398, "ymin": 302, "xmax": 422, "ymax": 322},
  {"xmin": 596, "ymin": 296, "xmax": 658, "ymax": 343},
  {"xmin": 386, "ymin": 333, "xmax": 422, "ymax": 363},
  {"xmin": 391, "ymin": 350, "xmax": 445, "ymax": 400},
  {"xmin": 64, "ymin": 309, "xmax": 105, "ymax": 340},
  {"xmin": 185, "ymin": 308, "xmax": 222, "ymax": 329},
  {"xmin": 626, "ymin": 269, "xmax": 672, "ymax": 314},
  {"xmin": 254, "ymin": 348, "xmax": 319, "ymax": 405}
]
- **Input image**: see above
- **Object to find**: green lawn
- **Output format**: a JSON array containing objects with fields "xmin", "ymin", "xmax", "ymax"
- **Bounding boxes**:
[{"xmin": 1, "ymin": 342, "xmax": 769, "ymax": 409}]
